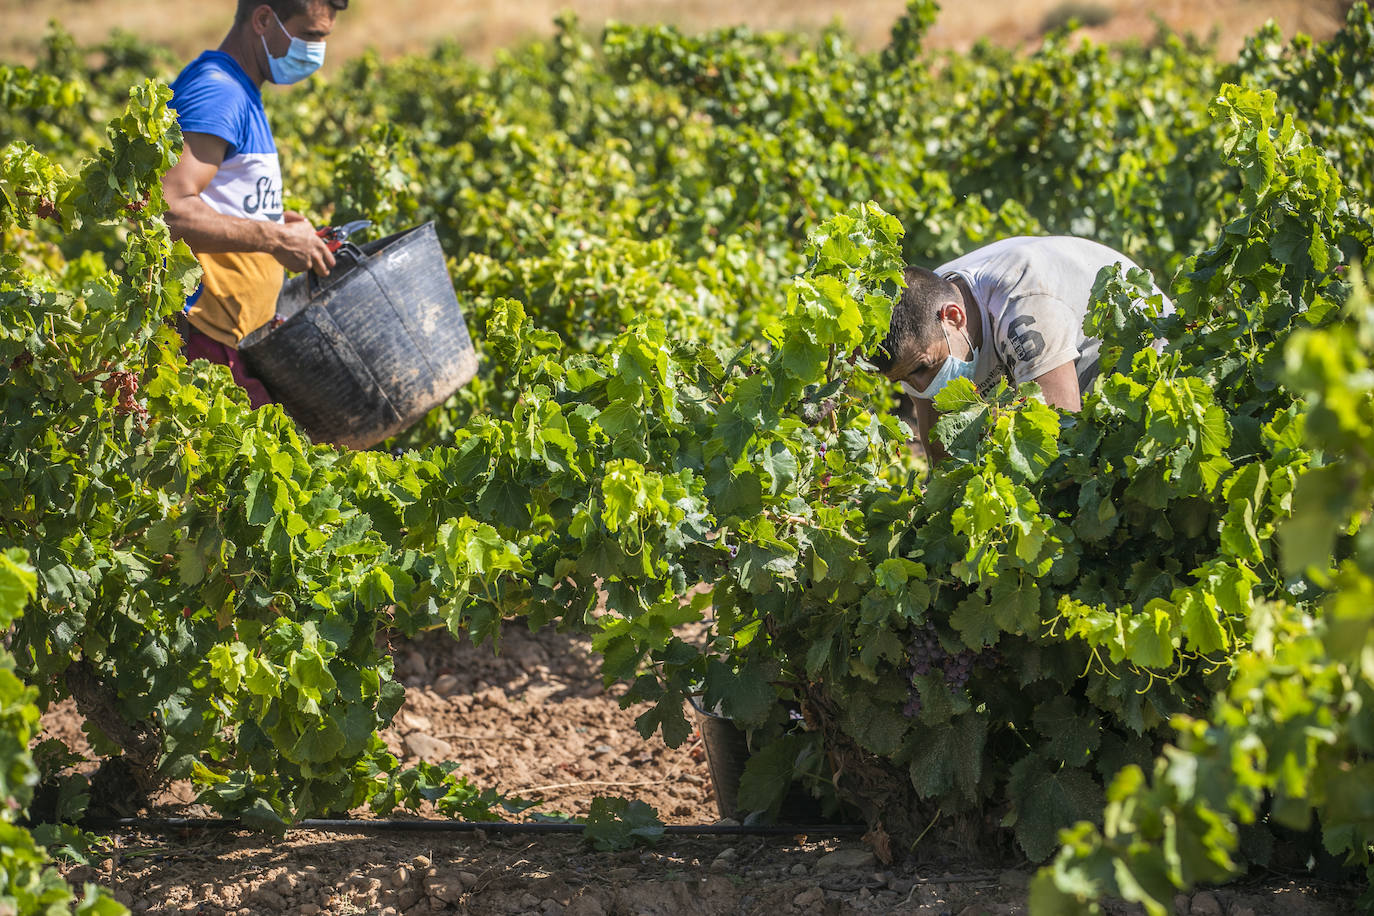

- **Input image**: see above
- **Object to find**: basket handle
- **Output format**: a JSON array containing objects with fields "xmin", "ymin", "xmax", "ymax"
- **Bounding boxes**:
[{"xmin": 308, "ymin": 242, "xmax": 366, "ymax": 299}]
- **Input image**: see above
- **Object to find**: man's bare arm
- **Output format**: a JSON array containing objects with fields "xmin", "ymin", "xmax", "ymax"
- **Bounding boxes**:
[
  {"xmin": 915, "ymin": 362, "xmax": 1079, "ymax": 465},
  {"xmin": 163, "ymin": 132, "xmax": 335, "ymax": 275},
  {"xmin": 1028, "ymin": 361, "xmax": 1082, "ymax": 412}
]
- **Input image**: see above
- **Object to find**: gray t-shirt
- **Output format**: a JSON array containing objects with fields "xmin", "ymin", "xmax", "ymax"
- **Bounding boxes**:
[{"xmin": 936, "ymin": 236, "xmax": 1170, "ymax": 397}]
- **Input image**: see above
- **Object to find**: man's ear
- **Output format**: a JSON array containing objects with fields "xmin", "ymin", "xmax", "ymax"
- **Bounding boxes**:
[
  {"xmin": 939, "ymin": 299, "xmax": 968, "ymax": 332},
  {"xmin": 250, "ymin": 4, "xmax": 275, "ymax": 38}
]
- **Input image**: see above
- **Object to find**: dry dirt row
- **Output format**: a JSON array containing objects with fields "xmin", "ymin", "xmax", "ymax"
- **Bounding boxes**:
[{"xmin": 44, "ymin": 622, "xmax": 1362, "ymax": 915}]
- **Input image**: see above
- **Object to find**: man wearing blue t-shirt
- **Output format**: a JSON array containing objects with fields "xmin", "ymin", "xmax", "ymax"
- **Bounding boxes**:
[{"xmin": 163, "ymin": 0, "xmax": 348, "ymax": 406}]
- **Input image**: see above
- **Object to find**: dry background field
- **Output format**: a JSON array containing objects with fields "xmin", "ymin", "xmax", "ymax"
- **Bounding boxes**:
[{"xmin": 0, "ymin": 0, "xmax": 1359, "ymax": 67}]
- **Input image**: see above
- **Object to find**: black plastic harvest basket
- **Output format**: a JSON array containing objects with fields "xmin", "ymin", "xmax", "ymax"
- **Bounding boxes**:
[
  {"xmin": 240, "ymin": 222, "xmax": 477, "ymax": 450},
  {"xmin": 689, "ymin": 698, "xmax": 835, "ymax": 823}
]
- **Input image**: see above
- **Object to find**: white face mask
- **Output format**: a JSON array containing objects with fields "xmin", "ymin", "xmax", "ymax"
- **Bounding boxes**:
[
  {"xmin": 261, "ymin": 9, "xmax": 327, "ymax": 85},
  {"xmin": 903, "ymin": 324, "xmax": 979, "ymax": 401}
]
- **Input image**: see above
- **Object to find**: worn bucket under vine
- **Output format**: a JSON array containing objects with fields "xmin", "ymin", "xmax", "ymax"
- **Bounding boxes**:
[{"xmin": 692, "ymin": 700, "xmax": 836, "ymax": 823}]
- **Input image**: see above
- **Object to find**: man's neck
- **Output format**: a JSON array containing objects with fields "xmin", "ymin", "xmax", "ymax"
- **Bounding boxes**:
[
  {"xmin": 218, "ymin": 27, "xmax": 268, "ymax": 88},
  {"xmin": 952, "ymin": 276, "xmax": 984, "ymax": 351}
]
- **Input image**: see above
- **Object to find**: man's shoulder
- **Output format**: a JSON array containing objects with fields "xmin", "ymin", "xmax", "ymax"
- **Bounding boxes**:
[
  {"xmin": 172, "ymin": 52, "xmax": 257, "ymax": 106},
  {"xmin": 170, "ymin": 52, "xmax": 275, "ymax": 155}
]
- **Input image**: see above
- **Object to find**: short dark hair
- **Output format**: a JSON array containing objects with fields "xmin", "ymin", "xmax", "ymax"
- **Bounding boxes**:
[
  {"xmin": 235, "ymin": 0, "xmax": 348, "ymax": 26},
  {"xmin": 871, "ymin": 266, "xmax": 960, "ymax": 372}
]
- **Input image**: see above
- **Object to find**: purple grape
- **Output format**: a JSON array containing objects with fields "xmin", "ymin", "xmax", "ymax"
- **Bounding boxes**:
[
  {"xmin": 945, "ymin": 651, "xmax": 974, "ymax": 689},
  {"xmin": 905, "ymin": 622, "xmax": 999, "ymax": 693}
]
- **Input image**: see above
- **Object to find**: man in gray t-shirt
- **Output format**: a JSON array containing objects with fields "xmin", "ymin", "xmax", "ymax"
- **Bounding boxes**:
[{"xmin": 870, "ymin": 236, "xmax": 1170, "ymax": 460}]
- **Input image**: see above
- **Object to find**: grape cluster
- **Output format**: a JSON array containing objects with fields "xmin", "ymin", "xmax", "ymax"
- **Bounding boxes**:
[
  {"xmin": 902, "ymin": 623, "xmax": 1001, "ymax": 718},
  {"xmin": 907, "ymin": 622, "xmax": 980, "ymax": 685},
  {"xmin": 102, "ymin": 370, "xmax": 148, "ymax": 426},
  {"xmin": 907, "ymin": 624, "xmax": 942, "ymax": 677},
  {"xmin": 34, "ymin": 196, "xmax": 59, "ymax": 224}
]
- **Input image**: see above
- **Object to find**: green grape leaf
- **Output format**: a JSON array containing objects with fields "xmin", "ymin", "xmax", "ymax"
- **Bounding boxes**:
[
  {"xmin": 703, "ymin": 659, "xmax": 775, "ymax": 729},
  {"xmin": 0, "ymin": 549, "xmax": 37, "ymax": 626},
  {"xmin": 1278, "ymin": 465, "xmax": 1347, "ymax": 576},
  {"xmin": 950, "ymin": 591, "xmax": 1000, "ymax": 649},
  {"xmin": 737, "ymin": 733, "xmax": 815, "ymax": 815},
  {"xmin": 583, "ymin": 797, "xmax": 665, "ymax": 851},
  {"xmin": 1219, "ymin": 463, "xmax": 1268, "ymax": 563},
  {"xmin": 1123, "ymin": 600, "xmax": 1176, "ymax": 670},
  {"xmin": 634, "ymin": 694, "xmax": 692, "ymax": 748},
  {"xmin": 1033, "ymin": 697, "xmax": 1103, "ymax": 766},
  {"xmin": 1008, "ymin": 757, "xmax": 1104, "ymax": 862}
]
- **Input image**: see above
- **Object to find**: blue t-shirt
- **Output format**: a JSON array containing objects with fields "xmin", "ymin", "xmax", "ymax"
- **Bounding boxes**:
[
  {"xmin": 169, "ymin": 51, "xmax": 284, "ymax": 223},
  {"xmin": 169, "ymin": 52, "xmax": 286, "ymax": 312}
]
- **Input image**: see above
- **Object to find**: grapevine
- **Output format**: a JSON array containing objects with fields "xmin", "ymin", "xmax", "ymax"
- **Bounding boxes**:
[{"xmin": 0, "ymin": 4, "xmax": 1372, "ymax": 914}]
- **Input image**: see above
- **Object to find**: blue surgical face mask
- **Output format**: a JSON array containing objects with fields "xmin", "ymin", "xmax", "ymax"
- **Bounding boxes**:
[
  {"xmin": 902, "ymin": 324, "xmax": 979, "ymax": 400},
  {"xmin": 262, "ymin": 10, "xmax": 326, "ymax": 85}
]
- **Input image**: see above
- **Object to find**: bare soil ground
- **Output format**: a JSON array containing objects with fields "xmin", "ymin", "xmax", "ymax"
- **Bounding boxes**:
[
  {"xmin": 45, "ymin": 622, "xmax": 1363, "ymax": 915},
  {"xmin": 0, "ymin": 0, "xmax": 1359, "ymax": 69},
  {"xmin": 381, "ymin": 625, "xmax": 709, "ymax": 821}
]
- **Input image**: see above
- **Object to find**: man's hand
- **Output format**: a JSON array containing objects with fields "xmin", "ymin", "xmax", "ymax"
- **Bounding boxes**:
[
  {"xmin": 164, "ymin": 133, "xmax": 334, "ymax": 277},
  {"xmin": 272, "ymin": 216, "xmax": 336, "ymax": 276}
]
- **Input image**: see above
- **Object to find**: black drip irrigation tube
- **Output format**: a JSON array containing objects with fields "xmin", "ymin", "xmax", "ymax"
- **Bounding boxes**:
[{"xmin": 81, "ymin": 817, "xmax": 866, "ymax": 837}]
